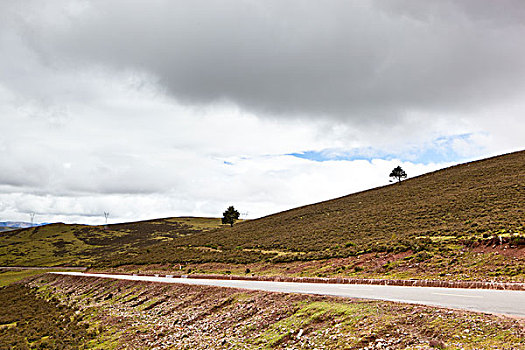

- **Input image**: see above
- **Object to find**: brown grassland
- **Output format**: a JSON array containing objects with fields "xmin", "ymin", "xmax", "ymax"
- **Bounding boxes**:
[
  {"xmin": 0, "ymin": 150, "xmax": 524, "ymax": 282},
  {"xmin": 0, "ymin": 281, "xmax": 94, "ymax": 349},
  {"xmin": 102, "ymin": 150, "xmax": 525, "ymax": 282}
]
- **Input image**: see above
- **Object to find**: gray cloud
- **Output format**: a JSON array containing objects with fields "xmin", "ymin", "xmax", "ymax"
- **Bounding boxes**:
[
  {"xmin": 1, "ymin": 0, "xmax": 525, "ymax": 123},
  {"xmin": 5, "ymin": 0, "xmax": 525, "ymax": 123},
  {"xmin": 378, "ymin": 0, "xmax": 525, "ymax": 26}
]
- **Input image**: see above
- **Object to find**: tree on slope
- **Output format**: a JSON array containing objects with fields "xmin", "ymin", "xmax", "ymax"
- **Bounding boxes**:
[
  {"xmin": 389, "ymin": 166, "xmax": 407, "ymax": 183},
  {"xmin": 222, "ymin": 206, "xmax": 240, "ymax": 227}
]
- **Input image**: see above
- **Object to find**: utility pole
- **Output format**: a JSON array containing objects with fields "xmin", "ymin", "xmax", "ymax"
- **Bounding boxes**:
[{"xmin": 104, "ymin": 212, "xmax": 109, "ymax": 229}]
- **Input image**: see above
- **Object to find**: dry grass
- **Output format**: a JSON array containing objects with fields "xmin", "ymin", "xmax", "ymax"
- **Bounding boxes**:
[
  {"xmin": 0, "ymin": 282, "xmax": 94, "ymax": 349},
  {"xmin": 106, "ymin": 150, "xmax": 524, "ymax": 274},
  {"xmin": 175, "ymin": 150, "xmax": 524, "ymax": 254}
]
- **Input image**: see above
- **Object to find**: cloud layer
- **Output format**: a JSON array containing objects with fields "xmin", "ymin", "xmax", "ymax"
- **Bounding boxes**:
[
  {"xmin": 9, "ymin": 1, "xmax": 525, "ymax": 121},
  {"xmin": 0, "ymin": 1, "xmax": 524, "ymax": 223}
]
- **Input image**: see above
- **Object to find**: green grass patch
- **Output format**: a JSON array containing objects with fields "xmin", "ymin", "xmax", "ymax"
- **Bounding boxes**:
[
  {"xmin": 255, "ymin": 301, "xmax": 370, "ymax": 348},
  {"xmin": 0, "ymin": 269, "xmax": 46, "ymax": 287}
]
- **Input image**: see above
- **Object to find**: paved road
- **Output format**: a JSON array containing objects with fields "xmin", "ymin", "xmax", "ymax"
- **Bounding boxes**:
[{"xmin": 52, "ymin": 272, "xmax": 525, "ymax": 317}]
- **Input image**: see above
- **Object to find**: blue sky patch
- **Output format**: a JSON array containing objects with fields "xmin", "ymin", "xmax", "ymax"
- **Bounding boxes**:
[{"xmin": 289, "ymin": 133, "xmax": 482, "ymax": 164}]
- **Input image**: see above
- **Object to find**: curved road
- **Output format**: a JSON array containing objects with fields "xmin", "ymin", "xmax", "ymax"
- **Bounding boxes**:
[{"xmin": 52, "ymin": 272, "xmax": 525, "ymax": 317}]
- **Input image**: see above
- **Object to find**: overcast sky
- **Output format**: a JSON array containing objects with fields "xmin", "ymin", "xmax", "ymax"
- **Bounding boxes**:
[{"xmin": 1, "ymin": 1, "xmax": 524, "ymax": 224}]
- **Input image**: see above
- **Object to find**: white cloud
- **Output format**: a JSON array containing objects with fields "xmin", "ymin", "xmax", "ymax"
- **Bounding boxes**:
[
  {"xmin": 0, "ymin": 155, "xmax": 449, "ymax": 225},
  {"xmin": 0, "ymin": 1, "xmax": 523, "ymax": 224}
]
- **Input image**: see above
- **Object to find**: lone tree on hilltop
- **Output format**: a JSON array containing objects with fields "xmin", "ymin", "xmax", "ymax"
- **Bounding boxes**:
[
  {"xmin": 222, "ymin": 206, "xmax": 240, "ymax": 227},
  {"xmin": 389, "ymin": 166, "xmax": 407, "ymax": 183}
]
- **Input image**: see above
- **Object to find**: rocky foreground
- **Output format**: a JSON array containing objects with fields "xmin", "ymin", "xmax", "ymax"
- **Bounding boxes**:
[{"xmin": 7, "ymin": 274, "xmax": 522, "ymax": 349}]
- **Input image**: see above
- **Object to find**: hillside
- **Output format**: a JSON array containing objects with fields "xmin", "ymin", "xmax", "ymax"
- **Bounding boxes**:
[
  {"xmin": 1, "ymin": 151, "xmax": 523, "ymax": 281},
  {"xmin": 104, "ymin": 150, "xmax": 524, "ymax": 267},
  {"xmin": 201, "ymin": 150, "xmax": 524, "ymax": 251},
  {"xmin": 0, "ymin": 217, "xmax": 223, "ymax": 266}
]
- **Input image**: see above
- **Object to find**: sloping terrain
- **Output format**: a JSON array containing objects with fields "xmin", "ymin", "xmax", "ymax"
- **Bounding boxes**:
[
  {"xmin": 1, "ymin": 151, "xmax": 523, "ymax": 282},
  {"xmin": 106, "ymin": 150, "xmax": 524, "ymax": 267},
  {"xmin": 6, "ymin": 274, "xmax": 521, "ymax": 349},
  {"xmin": 0, "ymin": 217, "xmax": 223, "ymax": 266},
  {"xmin": 0, "ymin": 282, "xmax": 94, "ymax": 349},
  {"xmin": 181, "ymin": 150, "xmax": 524, "ymax": 253}
]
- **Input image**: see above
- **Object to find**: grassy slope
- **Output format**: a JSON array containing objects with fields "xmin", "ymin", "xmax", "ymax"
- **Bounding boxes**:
[
  {"xmin": 107, "ymin": 151, "xmax": 524, "ymax": 272},
  {"xmin": 1, "ymin": 151, "xmax": 523, "ymax": 281},
  {"xmin": 0, "ymin": 217, "xmax": 223, "ymax": 266},
  {"xmin": 20, "ymin": 274, "xmax": 525, "ymax": 349},
  {"xmin": 0, "ymin": 223, "xmax": 96, "ymax": 266},
  {"xmin": 176, "ymin": 150, "xmax": 524, "ymax": 255},
  {"xmin": 0, "ymin": 282, "xmax": 95, "ymax": 349}
]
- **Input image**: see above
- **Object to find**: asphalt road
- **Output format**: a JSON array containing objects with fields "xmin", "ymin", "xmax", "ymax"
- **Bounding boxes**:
[{"xmin": 52, "ymin": 272, "xmax": 525, "ymax": 317}]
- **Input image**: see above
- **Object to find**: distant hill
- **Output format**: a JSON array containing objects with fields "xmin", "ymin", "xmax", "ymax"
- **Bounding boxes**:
[
  {"xmin": 0, "ymin": 217, "xmax": 223, "ymax": 266},
  {"xmin": 0, "ymin": 222, "xmax": 35, "ymax": 229},
  {"xmin": 0, "ymin": 222, "xmax": 48, "ymax": 232}
]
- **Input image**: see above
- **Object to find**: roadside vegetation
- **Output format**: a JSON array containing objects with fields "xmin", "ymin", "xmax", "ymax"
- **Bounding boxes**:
[
  {"xmin": 18, "ymin": 273, "xmax": 524, "ymax": 349},
  {"xmin": 105, "ymin": 241, "xmax": 525, "ymax": 283},
  {"xmin": 0, "ymin": 269, "xmax": 46, "ymax": 287},
  {"xmin": 0, "ymin": 283, "xmax": 94, "ymax": 349}
]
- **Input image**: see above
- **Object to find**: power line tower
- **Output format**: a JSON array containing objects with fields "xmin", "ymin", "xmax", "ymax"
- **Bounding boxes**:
[{"xmin": 104, "ymin": 212, "xmax": 109, "ymax": 229}]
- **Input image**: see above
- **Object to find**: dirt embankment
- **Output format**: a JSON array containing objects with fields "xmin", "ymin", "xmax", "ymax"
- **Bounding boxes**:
[{"xmin": 21, "ymin": 273, "xmax": 525, "ymax": 349}]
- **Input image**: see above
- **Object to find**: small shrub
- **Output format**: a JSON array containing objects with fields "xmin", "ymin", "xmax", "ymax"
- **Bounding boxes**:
[
  {"xmin": 510, "ymin": 236, "xmax": 525, "ymax": 246},
  {"xmin": 412, "ymin": 250, "xmax": 434, "ymax": 263}
]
